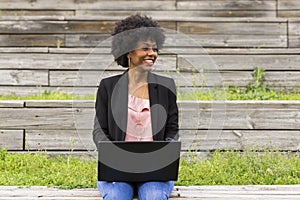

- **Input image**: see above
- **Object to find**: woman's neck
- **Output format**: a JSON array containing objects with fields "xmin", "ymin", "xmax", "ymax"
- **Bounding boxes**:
[
  {"xmin": 128, "ymin": 68, "xmax": 148, "ymax": 85},
  {"xmin": 128, "ymin": 68, "xmax": 149, "ymax": 98}
]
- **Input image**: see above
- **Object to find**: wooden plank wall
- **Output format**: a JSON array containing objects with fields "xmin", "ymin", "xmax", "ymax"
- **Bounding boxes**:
[
  {"xmin": 0, "ymin": 1, "xmax": 299, "ymax": 153},
  {"xmin": 0, "ymin": 0, "xmax": 299, "ymax": 96},
  {"xmin": 0, "ymin": 100, "xmax": 299, "ymax": 152}
]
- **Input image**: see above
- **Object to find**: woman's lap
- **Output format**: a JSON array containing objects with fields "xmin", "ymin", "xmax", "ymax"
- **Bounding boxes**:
[{"xmin": 97, "ymin": 180, "xmax": 174, "ymax": 200}]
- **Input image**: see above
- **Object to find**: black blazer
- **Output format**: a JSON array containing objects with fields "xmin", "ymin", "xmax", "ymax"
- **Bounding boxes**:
[{"xmin": 92, "ymin": 71, "xmax": 179, "ymax": 145}]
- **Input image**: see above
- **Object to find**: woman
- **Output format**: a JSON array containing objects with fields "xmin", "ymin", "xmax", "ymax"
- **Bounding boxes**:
[{"xmin": 93, "ymin": 14, "xmax": 179, "ymax": 200}]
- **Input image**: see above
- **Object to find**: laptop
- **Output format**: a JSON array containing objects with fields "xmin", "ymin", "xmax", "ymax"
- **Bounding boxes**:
[{"xmin": 97, "ymin": 141, "xmax": 181, "ymax": 182}]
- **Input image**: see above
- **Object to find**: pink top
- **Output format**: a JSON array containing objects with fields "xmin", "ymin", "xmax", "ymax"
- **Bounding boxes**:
[{"xmin": 125, "ymin": 94, "xmax": 153, "ymax": 141}]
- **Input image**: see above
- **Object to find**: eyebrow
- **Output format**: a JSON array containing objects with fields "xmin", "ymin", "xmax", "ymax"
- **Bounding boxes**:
[{"xmin": 141, "ymin": 42, "xmax": 157, "ymax": 47}]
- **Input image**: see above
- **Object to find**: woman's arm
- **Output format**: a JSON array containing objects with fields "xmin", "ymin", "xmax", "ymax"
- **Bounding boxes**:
[
  {"xmin": 165, "ymin": 79, "xmax": 179, "ymax": 141},
  {"xmin": 92, "ymin": 80, "xmax": 112, "ymax": 146}
]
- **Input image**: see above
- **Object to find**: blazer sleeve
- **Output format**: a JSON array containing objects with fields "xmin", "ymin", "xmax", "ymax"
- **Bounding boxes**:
[
  {"xmin": 92, "ymin": 80, "xmax": 112, "ymax": 146},
  {"xmin": 165, "ymin": 79, "xmax": 179, "ymax": 141}
]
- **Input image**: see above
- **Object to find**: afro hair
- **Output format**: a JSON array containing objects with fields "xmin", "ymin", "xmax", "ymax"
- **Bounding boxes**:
[{"xmin": 111, "ymin": 14, "xmax": 165, "ymax": 68}]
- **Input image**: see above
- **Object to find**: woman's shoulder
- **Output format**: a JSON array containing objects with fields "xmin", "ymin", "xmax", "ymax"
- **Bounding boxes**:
[
  {"xmin": 150, "ymin": 72, "xmax": 175, "ymax": 86},
  {"xmin": 100, "ymin": 73, "xmax": 124, "ymax": 85}
]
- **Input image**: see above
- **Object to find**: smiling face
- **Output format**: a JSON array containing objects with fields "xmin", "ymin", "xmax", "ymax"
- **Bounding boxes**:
[{"xmin": 127, "ymin": 39, "xmax": 158, "ymax": 71}]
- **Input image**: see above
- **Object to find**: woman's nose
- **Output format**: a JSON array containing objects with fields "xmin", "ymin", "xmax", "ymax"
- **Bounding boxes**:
[{"xmin": 147, "ymin": 48, "xmax": 157, "ymax": 55}]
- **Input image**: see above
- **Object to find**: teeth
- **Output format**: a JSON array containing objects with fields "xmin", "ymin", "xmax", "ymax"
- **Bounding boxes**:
[{"xmin": 145, "ymin": 60, "xmax": 153, "ymax": 64}]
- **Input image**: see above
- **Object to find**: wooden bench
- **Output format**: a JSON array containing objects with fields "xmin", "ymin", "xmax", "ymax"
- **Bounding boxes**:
[
  {"xmin": 0, "ymin": 100, "xmax": 299, "ymax": 152},
  {"xmin": 0, "ymin": 185, "xmax": 299, "ymax": 199}
]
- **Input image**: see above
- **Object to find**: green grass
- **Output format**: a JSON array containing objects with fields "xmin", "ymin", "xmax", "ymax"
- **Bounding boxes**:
[
  {"xmin": 0, "ymin": 149, "xmax": 299, "ymax": 188},
  {"xmin": 177, "ymin": 150, "xmax": 300, "ymax": 186},
  {"xmin": 0, "ymin": 88, "xmax": 299, "ymax": 101},
  {"xmin": 0, "ymin": 91, "xmax": 95, "ymax": 100}
]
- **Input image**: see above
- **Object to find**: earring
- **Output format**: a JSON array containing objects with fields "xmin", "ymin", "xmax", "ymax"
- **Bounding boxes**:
[{"xmin": 127, "ymin": 56, "xmax": 131, "ymax": 68}]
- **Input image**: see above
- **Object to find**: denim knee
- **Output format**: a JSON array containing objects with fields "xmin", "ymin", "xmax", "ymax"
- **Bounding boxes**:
[{"xmin": 139, "ymin": 190, "xmax": 168, "ymax": 200}]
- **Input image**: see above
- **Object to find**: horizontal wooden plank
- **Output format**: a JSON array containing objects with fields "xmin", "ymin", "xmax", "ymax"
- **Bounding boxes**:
[
  {"xmin": 177, "ymin": 22, "xmax": 286, "ymax": 35},
  {"xmin": 0, "ymin": 185, "xmax": 299, "ymax": 199},
  {"xmin": 2, "ymin": 53, "xmax": 300, "ymax": 71},
  {"xmin": 0, "ymin": 34, "xmax": 64, "ymax": 47},
  {"xmin": 180, "ymin": 130, "xmax": 300, "ymax": 151},
  {"xmin": 0, "ymin": 70, "xmax": 48, "ymax": 86},
  {"xmin": 278, "ymin": 0, "xmax": 300, "ymax": 10},
  {"xmin": 0, "ymin": 86, "xmax": 98, "ymax": 96},
  {"xmin": 65, "ymin": 34, "xmax": 110, "ymax": 47},
  {"xmin": 0, "ymin": 185, "xmax": 299, "ymax": 200},
  {"xmin": 0, "ymin": 21, "xmax": 116, "ymax": 34},
  {"xmin": 48, "ymin": 70, "xmax": 300, "ymax": 88},
  {"xmin": 65, "ymin": 33, "xmax": 289, "ymax": 48},
  {"xmin": 0, "ymin": 47, "xmax": 48, "ymax": 53},
  {"xmin": 0, "ymin": 10, "xmax": 74, "ymax": 16},
  {"xmin": 48, "ymin": 47, "xmax": 300, "ymax": 55},
  {"xmin": 0, "ymin": 130, "xmax": 23, "ymax": 150},
  {"xmin": 25, "ymin": 100, "xmax": 95, "ymax": 108},
  {"xmin": 289, "ymin": 20, "xmax": 300, "ymax": 35},
  {"xmin": 177, "ymin": 0, "xmax": 276, "ymax": 11},
  {"xmin": 0, "ymin": 16, "xmax": 65, "ymax": 21},
  {"xmin": 25, "ymin": 130, "xmax": 95, "ymax": 150},
  {"xmin": 278, "ymin": 11, "xmax": 300, "ymax": 18},
  {"xmin": 1, "ymin": 101, "xmax": 300, "ymax": 130},
  {"xmin": 0, "ymin": 0, "xmax": 176, "ymax": 10},
  {"xmin": 18, "ymin": 100, "xmax": 300, "ymax": 110},
  {"xmin": 288, "ymin": 36, "xmax": 300, "ymax": 48},
  {"xmin": 74, "ymin": 10, "xmax": 276, "ymax": 20},
  {"xmin": 0, "ymin": 101, "xmax": 24, "ymax": 108},
  {"xmin": 178, "ymin": 54, "xmax": 300, "ymax": 70},
  {"xmin": 184, "ymin": 34, "xmax": 287, "ymax": 48},
  {"xmin": 23, "ymin": 129, "xmax": 300, "ymax": 151},
  {"xmin": 0, "ymin": 107, "xmax": 92, "ymax": 130}
]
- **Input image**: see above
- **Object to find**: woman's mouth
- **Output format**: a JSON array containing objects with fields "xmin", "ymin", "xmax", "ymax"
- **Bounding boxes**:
[{"xmin": 144, "ymin": 59, "xmax": 154, "ymax": 65}]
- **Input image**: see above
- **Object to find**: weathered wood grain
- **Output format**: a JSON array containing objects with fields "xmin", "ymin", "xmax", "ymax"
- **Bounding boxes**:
[
  {"xmin": 178, "ymin": 22, "xmax": 286, "ymax": 35},
  {"xmin": 278, "ymin": 0, "xmax": 300, "ymax": 10},
  {"xmin": 0, "ymin": 130, "xmax": 23, "ymax": 150},
  {"xmin": 289, "ymin": 36, "xmax": 300, "ymax": 48},
  {"xmin": 0, "ymin": 70, "xmax": 48, "ymax": 86},
  {"xmin": 278, "ymin": 11, "xmax": 300, "ymax": 18},
  {"xmin": 0, "ymin": 86, "xmax": 98, "ymax": 96},
  {"xmin": 0, "ymin": 34, "xmax": 64, "ymax": 47},
  {"xmin": 1, "ymin": 101, "xmax": 300, "ymax": 130},
  {"xmin": 0, "ymin": 101, "xmax": 24, "ymax": 108},
  {"xmin": 0, "ymin": 0, "xmax": 176, "ymax": 10},
  {"xmin": 74, "ymin": 10, "xmax": 276, "ymax": 20},
  {"xmin": 0, "ymin": 10, "xmax": 74, "ymax": 17},
  {"xmin": 0, "ymin": 47, "xmax": 48, "ymax": 53},
  {"xmin": 48, "ymin": 70, "xmax": 300, "ymax": 88},
  {"xmin": 0, "ymin": 185, "xmax": 299, "ymax": 199},
  {"xmin": 289, "ymin": 20, "xmax": 300, "ymax": 38},
  {"xmin": 25, "ymin": 129, "xmax": 95, "ymax": 150},
  {"xmin": 177, "ymin": 0, "xmax": 276, "ymax": 10},
  {"xmin": 178, "ymin": 54, "xmax": 300, "ymax": 70},
  {"xmin": 23, "ymin": 129, "xmax": 300, "ymax": 151},
  {"xmin": 2, "ymin": 52, "xmax": 300, "ymax": 71},
  {"xmin": 65, "ymin": 34, "xmax": 288, "ymax": 48}
]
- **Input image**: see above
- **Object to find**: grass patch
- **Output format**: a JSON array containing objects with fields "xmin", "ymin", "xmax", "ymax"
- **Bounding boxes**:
[
  {"xmin": 177, "ymin": 150, "xmax": 300, "ymax": 186},
  {"xmin": 0, "ymin": 149, "xmax": 299, "ymax": 188},
  {"xmin": 0, "ymin": 90, "xmax": 95, "ymax": 101}
]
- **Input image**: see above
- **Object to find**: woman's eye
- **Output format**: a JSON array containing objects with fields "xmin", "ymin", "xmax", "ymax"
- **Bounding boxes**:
[{"xmin": 141, "ymin": 47, "xmax": 159, "ymax": 52}]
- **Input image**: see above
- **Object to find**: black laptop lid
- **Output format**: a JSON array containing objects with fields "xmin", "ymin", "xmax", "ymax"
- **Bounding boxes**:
[{"xmin": 97, "ymin": 141, "xmax": 181, "ymax": 182}]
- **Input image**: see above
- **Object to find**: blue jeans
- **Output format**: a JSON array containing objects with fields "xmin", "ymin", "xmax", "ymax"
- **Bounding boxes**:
[{"xmin": 97, "ymin": 181, "xmax": 174, "ymax": 200}]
